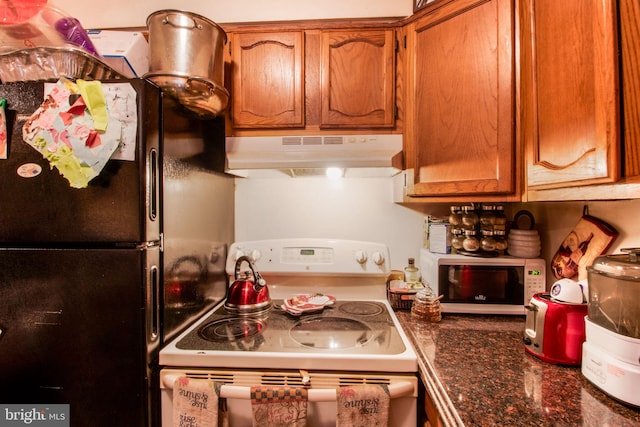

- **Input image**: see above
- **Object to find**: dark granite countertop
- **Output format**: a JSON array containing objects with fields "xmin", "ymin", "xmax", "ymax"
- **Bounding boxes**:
[{"xmin": 395, "ymin": 311, "xmax": 640, "ymax": 427}]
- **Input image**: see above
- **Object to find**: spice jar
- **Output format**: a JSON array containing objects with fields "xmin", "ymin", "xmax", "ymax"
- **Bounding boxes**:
[
  {"xmin": 448, "ymin": 205, "xmax": 462, "ymax": 227},
  {"xmin": 411, "ymin": 286, "xmax": 442, "ymax": 322},
  {"xmin": 481, "ymin": 230, "xmax": 497, "ymax": 252},
  {"xmin": 450, "ymin": 228, "xmax": 465, "ymax": 252},
  {"xmin": 461, "ymin": 205, "xmax": 479, "ymax": 228},
  {"xmin": 479, "ymin": 204, "xmax": 496, "ymax": 226},
  {"xmin": 462, "ymin": 229, "xmax": 480, "ymax": 252},
  {"xmin": 494, "ymin": 229, "xmax": 508, "ymax": 253},
  {"xmin": 494, "ymin": 205, "xmax": 507, "ymax": 230}
]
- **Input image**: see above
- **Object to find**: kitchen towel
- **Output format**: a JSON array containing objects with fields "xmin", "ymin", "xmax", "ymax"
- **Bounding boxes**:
[
  {"xmin": 336, "ymin": 384, "xmax": 390, "ymax": 427},
  {"xmin": 173, "ymin": 376, "xmax": 219, "ymax": 427},
  {"xmin": 250, "ymin": 386, "xmax": 308, "ymax": 427}
]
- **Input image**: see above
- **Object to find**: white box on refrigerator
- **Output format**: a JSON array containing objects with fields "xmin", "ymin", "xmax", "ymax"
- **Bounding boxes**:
[{"xmin": 88, "ymin": 30, "xmax": 149, "ymax": 77}]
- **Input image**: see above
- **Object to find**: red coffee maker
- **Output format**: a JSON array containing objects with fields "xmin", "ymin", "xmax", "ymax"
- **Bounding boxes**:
[{"xmin": 523, "ymin": 292, "xmax": 588, "ymax": 365}]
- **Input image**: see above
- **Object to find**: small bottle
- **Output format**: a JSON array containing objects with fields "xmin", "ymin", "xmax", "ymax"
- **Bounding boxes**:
[{"xmin": 404, "ymin": 258, "xmax": 421, "ymax": 285}]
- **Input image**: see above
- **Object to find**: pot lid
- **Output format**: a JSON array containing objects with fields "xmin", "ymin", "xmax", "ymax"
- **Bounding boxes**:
[{"xmin": 588, "ymin": 248, "xmax": 640, "ymax": 281}]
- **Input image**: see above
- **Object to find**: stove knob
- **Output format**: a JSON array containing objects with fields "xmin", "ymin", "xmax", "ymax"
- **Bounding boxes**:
[
  {"xmin": 371, "ymin": 251, "xmax": 385, "ymax": 266},
  {"xmin": 231, "ymin": 249, "xmax": 245, "ymax": 264},
  {"xmin": 354, "ymin": 250, "xmax": 368, "ymax": 264},
  {"xmin": 248, "ymin": 249, "xmax": 262, "ymax": 263}
]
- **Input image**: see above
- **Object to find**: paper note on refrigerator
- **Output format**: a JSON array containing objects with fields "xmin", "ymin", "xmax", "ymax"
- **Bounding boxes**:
[{"xmin": 22, "ymin": 79, "xmax": 138, "ymax": 188}]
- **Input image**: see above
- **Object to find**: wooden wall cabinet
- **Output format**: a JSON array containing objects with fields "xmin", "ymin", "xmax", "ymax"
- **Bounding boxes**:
[
  {"xmin": 520, "ymin": 0, "xmax": 620, "ymax": 190},
  {"xmin": 522, "ymin": 0, "xmax": 640, "ymax": 201},
  {"xmin": 620, "ymin": 0, "xmax": 640, "ymax": 181},
  {"xmin": 226, "ymin": 25, "xmax": 398, "ymax": 133},
  {"xmin": 229, "ymin": 31, "xmax": 305, "ymax": 129},
  {"xmin": 321, "ymin": 29, "xmax": 396, "ymax": 128},
  {"xmin": 403, "ymin": 0, "xmax": 518, "ymax": 199}
]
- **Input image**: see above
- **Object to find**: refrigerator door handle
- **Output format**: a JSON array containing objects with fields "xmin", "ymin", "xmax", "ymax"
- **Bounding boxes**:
[
  {"xmin": 150, "ymin": 265, "xmax": 160, "ymax": 342},
  {"xmin": 149, "ymin": 148, "xmax": 159, "ymax": 222}
]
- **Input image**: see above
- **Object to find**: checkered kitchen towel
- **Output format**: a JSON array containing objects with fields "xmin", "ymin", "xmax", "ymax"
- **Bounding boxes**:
[{"xmin": 250, "ymin": 386, "xmax": 308, "ymax": 427}]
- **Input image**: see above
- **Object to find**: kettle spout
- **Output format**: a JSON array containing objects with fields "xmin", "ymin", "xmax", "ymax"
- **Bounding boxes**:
[{"xmin": 253, "ymin": 270, "xmax": 267, "ymax": 290}]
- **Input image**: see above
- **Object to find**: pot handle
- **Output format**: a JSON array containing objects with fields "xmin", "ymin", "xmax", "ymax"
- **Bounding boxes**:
[
  {"xmin": 234, "ymin": 256, "xmax": 266, "ymax": 287},
  {"xmin": 162, "ymin": 13, "xmax": 202, "ymax": 30},
  {"xmin": 185, "ymin": 77, "xmax": 216, "ymax": 96}
]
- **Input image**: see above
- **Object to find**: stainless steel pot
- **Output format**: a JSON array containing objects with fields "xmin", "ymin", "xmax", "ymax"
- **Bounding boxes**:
[{"xmin": 145, "ymin": 9, "xmax": 229, "ymax": 117}]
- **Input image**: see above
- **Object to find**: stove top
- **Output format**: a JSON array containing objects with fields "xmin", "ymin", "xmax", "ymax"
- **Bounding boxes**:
[
  {"xmin": 160, "ymin": 239, "xmax": 417, "ymax": 372},
  {"xmin": 160, "ymin": 299, "xmax": 417, "ymax": 372},
  {"xmin": 177, "ymin": 300, "xmax": 404, "ymax": 353}
]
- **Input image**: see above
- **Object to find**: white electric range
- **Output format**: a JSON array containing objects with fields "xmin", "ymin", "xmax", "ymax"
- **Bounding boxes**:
[{"xmin": 159, "ymin": 238, "xmax": 418, "ymax": 427}]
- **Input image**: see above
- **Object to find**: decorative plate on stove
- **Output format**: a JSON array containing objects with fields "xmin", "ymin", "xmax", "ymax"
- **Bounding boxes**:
[{"xmin": 282, "ymin": 293, "xmax": 336, "ymax": 315}]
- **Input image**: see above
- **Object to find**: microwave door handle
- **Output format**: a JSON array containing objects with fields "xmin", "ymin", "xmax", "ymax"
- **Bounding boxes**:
[{"xmin": 162, "ymin": 374, "xmax": 415, "ymax": 401}]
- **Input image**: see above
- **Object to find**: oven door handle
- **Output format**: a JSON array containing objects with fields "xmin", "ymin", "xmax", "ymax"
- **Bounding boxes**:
[{"xmin": 162, "ymin": 374, "xmax": 414, "ymax": 402}]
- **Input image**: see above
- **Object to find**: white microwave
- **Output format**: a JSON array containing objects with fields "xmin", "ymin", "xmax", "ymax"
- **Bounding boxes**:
[{"xmin": 420, "ymin": 249, "xmax": 546, "ymax": 315}]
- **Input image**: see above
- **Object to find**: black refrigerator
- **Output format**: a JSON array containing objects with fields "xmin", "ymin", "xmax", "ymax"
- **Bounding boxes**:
[{"xmin": 0, "ymin": 79, "xmax": 234, "ymax": 426}]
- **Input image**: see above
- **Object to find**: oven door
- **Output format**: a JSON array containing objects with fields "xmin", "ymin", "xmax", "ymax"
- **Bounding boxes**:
[{"xmin": 160, "ymin": 368, "xmax": 417, "ymax": 427}]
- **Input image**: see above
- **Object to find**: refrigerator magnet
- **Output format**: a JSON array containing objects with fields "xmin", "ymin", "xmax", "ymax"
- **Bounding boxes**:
[{"xmin": 17, "ymin": 163, "xmax": 43, "ymax": 178}]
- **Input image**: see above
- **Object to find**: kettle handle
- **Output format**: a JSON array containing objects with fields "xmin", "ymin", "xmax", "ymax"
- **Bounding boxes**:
[{"xmin": 234, "ymin": 256, "xmax": 266, "ymax": 287}]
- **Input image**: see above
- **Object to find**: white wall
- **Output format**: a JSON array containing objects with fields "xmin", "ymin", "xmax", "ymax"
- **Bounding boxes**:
[
  {"xmin": 234, "ymin": 176, "xmax": 640, "ymax": 280},
  {"xmin": 234, "ymin": 176, "xmax": 426, "ymax": 270},
  {"xmin": 53, "ymin": 0, "xmax": 413, "ymax": 29}
]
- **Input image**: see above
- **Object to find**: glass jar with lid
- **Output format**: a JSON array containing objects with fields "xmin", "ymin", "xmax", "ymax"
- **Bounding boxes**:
[
  {"xmin": 481, "ymin": 230, "xmax": 497, "ymax": 252},
  {"xmin": 462, "ymin": 229, "xmax": 480, "ymax": 252},
  {"xmin": 411, "ymin": 285, "xmax": 442, "ymax": 323},
  {"xmin": 494, "ymin": 229, "xmax": 508, "ymax": 253},
  {"xmin": 461, "ymin": 205, "xmax": 479, "ymax": 228},
  {"xmin": 450, "ymin": 228, "xmax": 465, "ymax": 252},
  {"xmin": 494, "ymin": 205, "xmax": 507, "ymax": 229},
  {"xmin": 448, "ymin": 205, "xmax": 463, "ymax": 227},
  {"xmin": 479, "ymin": 204, "xmax": 496, "ymax": 227}
]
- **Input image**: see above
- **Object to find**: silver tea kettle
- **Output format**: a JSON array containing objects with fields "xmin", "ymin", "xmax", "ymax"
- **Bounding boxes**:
[{"xmin": 224, "ymin": 256, "xmax": 271, "ymax": 315}]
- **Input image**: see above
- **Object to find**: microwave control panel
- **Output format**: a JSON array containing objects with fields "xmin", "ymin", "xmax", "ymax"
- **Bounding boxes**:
[{"xmin": 524, "ymin": 258, "xmax": 547, "ymax": 301}]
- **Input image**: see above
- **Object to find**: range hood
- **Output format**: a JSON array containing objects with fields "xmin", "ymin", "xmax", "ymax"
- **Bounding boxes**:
[{"xmin": 225, "ymin": 134, "xmax": 403, "ymax": 177}]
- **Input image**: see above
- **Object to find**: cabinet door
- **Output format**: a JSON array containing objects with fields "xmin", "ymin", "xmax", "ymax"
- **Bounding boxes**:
[
  {"xmin": 521, "ymin": 0, "xmax": 620, "ymax": 189},
  {"xmin": 230, "ymin": 31, "xmax": 304, "ymax": 129},
  {"xmin": 620, "ymin": 0, "xmax": 639, "ymax": 179},
  {"xmin": 408, "ymin": 0, "xmax": 516, "ymax": 196},
  {"xmin": 321, "ymin": 29, "xmax": 396, "ymax": 128}
]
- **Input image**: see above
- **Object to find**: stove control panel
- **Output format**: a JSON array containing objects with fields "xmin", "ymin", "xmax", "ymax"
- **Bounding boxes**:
[{"xmin": 226, "ymin": 238, "xmax": 389, "ymax": 276}]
